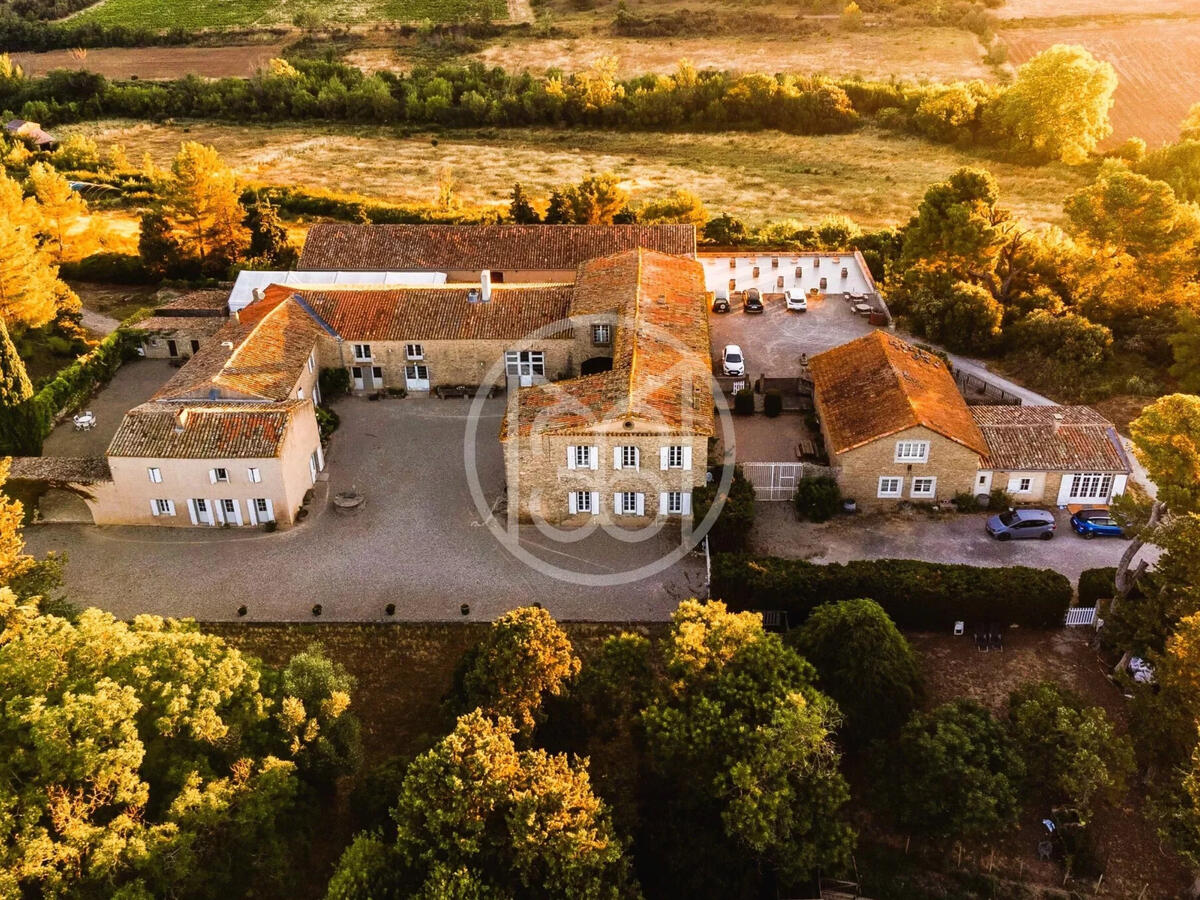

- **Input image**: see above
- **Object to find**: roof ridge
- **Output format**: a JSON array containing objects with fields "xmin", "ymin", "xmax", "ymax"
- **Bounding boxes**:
[{"xmin": 625, "ymin": 248, "xmax": 644, "ymax": 417}]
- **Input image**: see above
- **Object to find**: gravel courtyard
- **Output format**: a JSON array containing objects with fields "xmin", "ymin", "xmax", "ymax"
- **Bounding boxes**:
[{"xmin": 22, "ymin": 397, "xmax": 706, "ymax": 623}]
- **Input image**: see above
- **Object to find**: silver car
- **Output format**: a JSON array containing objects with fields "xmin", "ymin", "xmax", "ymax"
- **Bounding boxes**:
[{"xmin": 986, "ymin": 508, "xmax": 1056, "ymax": 541}]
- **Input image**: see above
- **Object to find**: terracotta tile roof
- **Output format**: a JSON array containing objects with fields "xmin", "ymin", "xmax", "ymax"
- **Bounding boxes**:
[
  {"xmin": 7, "ymin": 456, "xmax": 112, "ymax": 484},
  {"xmin": 158, "ymin": 290, "xmax": 230, "ymax": 313},
  {"xmin": 129, "ymin": 316, "xmax": 228, "ymax": 337},
  {"xmin": 108, "ymin": 401, "xmax": 305, "ymax": 459},
  {"xmin": 291, "ymin": 284, "xmax": 575, "ymax": 342},
  {"xmin": 809, "ymin": 332, "xmax": 988, "ymax": 457},
  {"xmin": 298, "ymin": 224, "xmax": 697, "ymax": 271},
  {"xmin": 504, "ymin": 249, "xmax": 714, "ymax": 438},
  {"xmin": 154, "ymin": 299, "xmax": 321, "ymax": 403},
  {"xmin": 971, "ymin": 405, "xmax": 1131, "ymax": 472}
]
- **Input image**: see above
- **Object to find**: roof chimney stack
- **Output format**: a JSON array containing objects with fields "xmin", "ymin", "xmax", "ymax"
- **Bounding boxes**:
[
  {"xmin": 251, "ymin": 287, "xmax": 265, "ymax": 303},
  {"xmin": 1052, "ymin": 412, "xmax": 1064, "ymax": 434},
  {"xmin": 480, "ymin": 269, "xmax": 492, "ymax": 303}
]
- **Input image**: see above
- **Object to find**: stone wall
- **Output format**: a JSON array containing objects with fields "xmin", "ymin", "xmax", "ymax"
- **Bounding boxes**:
[{"xmin": 826, "ymin": 424, "xmax": 982, "ymax": 508}]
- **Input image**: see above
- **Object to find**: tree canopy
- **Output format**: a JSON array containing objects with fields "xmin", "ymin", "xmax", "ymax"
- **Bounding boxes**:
[{"xmin": 789, "ymin": 598, "xmax": 923, "ymax": 747}]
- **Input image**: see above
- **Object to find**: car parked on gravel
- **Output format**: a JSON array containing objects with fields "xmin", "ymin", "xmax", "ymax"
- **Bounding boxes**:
[
  {"xmin": 1070, "ymin": 508, "xmax": 1125, "ymax": 539},
  {"xmin": 986, "ymin": 508, "xmax": 1056, "ymax": 541},
  {"xmin": 722, "ymin": 344, "xmax": 745, "ymax": 376},
  {"xmin": 784, "ymin": 289, "xmax": 807, "ymax": 312},
  {"xmin": 742, "ymin": 289, "xmax": 763, "ymax": 313}
]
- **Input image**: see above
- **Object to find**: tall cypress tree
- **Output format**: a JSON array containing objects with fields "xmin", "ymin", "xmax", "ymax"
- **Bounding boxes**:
[{"xmin": 0, "ymin": 318, "xmax": 32, "ymax": 406}]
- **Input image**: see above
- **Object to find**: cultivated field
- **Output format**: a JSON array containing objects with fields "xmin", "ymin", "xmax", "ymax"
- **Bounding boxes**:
[
  {"xmin": 997, "ymin": 0, "xmax": 1198, "ymax": 19},
  {"xmin": 11, "ymin": 43, "xmax": 291, "ymax": 79},
  {"xmin": 69, "ymin": 0, "xmax": 505, "ymax": 29},
  {"xmin": 347, "ymin": 25, "xmax": 992, "ymax": 83},
  {"xmin": 1002, "ymin": 16, "xmax": 1200, "ymax": 145},
  {"xmin": 65, "ymin": 120, "xmax": 1088, "ymax": 229}
]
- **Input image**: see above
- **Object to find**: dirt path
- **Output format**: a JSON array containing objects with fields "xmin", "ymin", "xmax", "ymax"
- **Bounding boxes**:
[
  {"xmin": 505, "ymin": 0, "xmax": 532, "ymax": 23},
  {"xmin": 78, "ymin": 307, "xmax": 121, "ymax": 336}
]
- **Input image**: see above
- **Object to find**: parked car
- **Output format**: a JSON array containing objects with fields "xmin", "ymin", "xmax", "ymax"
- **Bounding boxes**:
[
  {"xmin": 784, "ymin": 289, "xmax": 807, "ymax": 312},
  {"xmin": 1070, "ymin": 508, "xmax": 1125, "ymax": 539},
  {"xmin": 722, "ymin": 344, "xmax": 745, "ymax": 376},
  {"xmin": 742, "ymin": 289, "xmax": 764, "ymax": 314},
  {"xmin": 986, "ymin": 508, "xmax": 1056, "ymax": 541},
  {"xmin": 711, "ymin": 296, "xmax": 730, "ymax": 313}
]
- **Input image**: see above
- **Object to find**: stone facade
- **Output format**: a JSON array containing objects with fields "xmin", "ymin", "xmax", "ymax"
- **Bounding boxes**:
[
  {"xmin": 88, "ymin": 405, "xmax": 323, "ymax": 528},
  {"xmin": 504, "ymin": 420, "xmax": 709, "ymax": 526},
  {"xmin": 315, "ymin": 336, "xmax": 579, "ymax": 393},
  {"xmin": 824, "ymin": 424, "xmax": 983, "ymax": 509}
]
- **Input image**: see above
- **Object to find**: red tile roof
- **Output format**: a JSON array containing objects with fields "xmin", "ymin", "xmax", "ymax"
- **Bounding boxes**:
[
  {"xmin": 504, "ymin": 249, "xmax": 714, "ymax": 438},
  {"xmin": 809, "ymin": 332, "xmax": 988, "ymax": 457},
  {"xmin": 298, "ymin": 224, "xmax": 697, "ymax": 271},
  {"xmin": 108, "ymin": 401, "xmax": 305, "ymax": 459},
  {"xmin": 291, "ymin": 284, "xmax": 574, "ymax": 342},
  {"xmin": 971, "ymin": 405, "xmax": 1130, "ymax": 472}
]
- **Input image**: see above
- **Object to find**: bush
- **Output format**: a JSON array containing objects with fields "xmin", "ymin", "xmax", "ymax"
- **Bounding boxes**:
[
  {"xmin": 763, "ymin": 389, "xmax": 782, "ymax": 417},
  {"xmin": 318, "ymin": 367, "xmax": 351, "ymax": 401},
  {"xmin": 58, "ymin": 251, "xmax": 154, "ymax": 284},
  {"xmin": 315, "ymin": 405, "xmax": 339, "ymax": 441},
  {"xmin": 793, "ymin": 476, "xmax": 841, "ymax": 523},
  {"xmin": 712, "ymin": 553, "xmax": 1072, "ymax": 629},
  {"xmin": 987, "ymin": 487, "xmax": 1011, "ymax": 511},
  {"xmin": 1078, "ymin": 567, "xmax": 1125, "ymax": 607},
  {"xmin": 692, "ymin": 466, "xmax": 756, "ymax": 553},
  {"xmin": 733, "ymin": 388, "xmax": 755, "ymax": 415},
  {"xmin": 952, "ymin": 490, "xmax": 981, "ymax": 512}
]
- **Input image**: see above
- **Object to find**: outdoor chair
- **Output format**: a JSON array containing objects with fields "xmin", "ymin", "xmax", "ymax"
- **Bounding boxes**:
[
  {"xmin": 989, "ymin": 630, "xmax": 1004, "ymax": 652},
  {"xmin": 974, "ymin": 630, "xmax": 988, "ymax": 651}
]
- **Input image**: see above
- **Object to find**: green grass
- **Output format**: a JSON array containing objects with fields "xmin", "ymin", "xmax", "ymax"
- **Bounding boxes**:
[{"xmin": 70, "ymin": 0, "xmax": 505, "ymax": 29}]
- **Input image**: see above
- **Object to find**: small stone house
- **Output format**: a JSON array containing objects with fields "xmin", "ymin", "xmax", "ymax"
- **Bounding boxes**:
[
  {"xmin": 502, "ymin": 249, "xmax": 714, "ymax": 526},
  {"xmin": 809, "ymin": 332, "xmax": 1131, "ymax": 508},
  {"xmin": 131, "ymin": 290, "xmax": 229, "ymax": 360},
  {"xmin": 809, "ymin": 332, "xmax": 987, "ymax": 507}
]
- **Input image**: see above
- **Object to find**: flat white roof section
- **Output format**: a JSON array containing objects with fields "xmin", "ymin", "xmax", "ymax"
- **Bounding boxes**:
[
  {"xmin": 228, "ymin": 270, "xmax": 448, "ymax": 313},
  {"xmin": 698, "ymin": 252, "xmax": 877, "ymax": 298}
]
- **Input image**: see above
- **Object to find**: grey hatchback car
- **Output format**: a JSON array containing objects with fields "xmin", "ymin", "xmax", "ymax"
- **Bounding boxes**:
[{"xmin": 985, "ymin": 508, "xmax": 1056, "ymax": 541}]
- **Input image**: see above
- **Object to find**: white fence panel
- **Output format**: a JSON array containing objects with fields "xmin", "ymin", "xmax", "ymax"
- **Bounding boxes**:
[
  {"xmin": 1064, "ymin": 607, "xmax": 1098, "ymax": 627},
  {"xmin": 741, "ymin": 462, "xmax": 807, "ymax": 501}
]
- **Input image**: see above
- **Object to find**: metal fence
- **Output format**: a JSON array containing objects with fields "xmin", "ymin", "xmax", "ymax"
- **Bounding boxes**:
[
  {"xmin": 741, "ymin": 461, "xmax": 834, "ymax": 501},
  {"xmin": 954, "ymin": 371, "xmax": 1022, "ymax": 406},
  {"xmin": 1064, "ymin": 607, "xmax": 1098, "ymax": 627}
]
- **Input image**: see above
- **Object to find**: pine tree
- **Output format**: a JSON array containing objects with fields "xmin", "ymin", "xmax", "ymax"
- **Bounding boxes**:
[
  {"xmin": 0, "ymin": 171, "xmax": 61, "ymax": 330},
  {"xmin": 27, "ymin": 162, "xmax": 90, "ymax": 263},
  {"xmin": 508, "ymin": 182, "xmax": 540, "ymax": 224},
  {"xmin": 160, "ymin": 141, "xmax": 250, "ymax": 273}
]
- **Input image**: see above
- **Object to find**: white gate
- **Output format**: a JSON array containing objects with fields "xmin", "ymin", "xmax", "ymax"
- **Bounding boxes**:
[
  {"xmin": 741, "ymin": 462, "xmax": 805, "ymax": 501},
  {"xmin": 1064, "ymin": 607, "xmax": 1098, "ymax": 627}
]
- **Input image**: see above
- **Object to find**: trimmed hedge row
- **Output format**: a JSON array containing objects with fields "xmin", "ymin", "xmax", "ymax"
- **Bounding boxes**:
[
  {"xmin": 0, "ymin": 327, "xmax": 140, "ymax": 455},
  {"xmin": 711, "ymin": 553, "xmax": 1072, "ymax": 630}
]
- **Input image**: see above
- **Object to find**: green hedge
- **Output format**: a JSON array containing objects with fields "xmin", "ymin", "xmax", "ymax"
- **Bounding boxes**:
[
  {"xmin": 711, "ymin": 553, "xmax": 1072, "ymax": 630},
  {"xmin": 0, "ymin": 327, "xmax": 140, "ymax": 455}
]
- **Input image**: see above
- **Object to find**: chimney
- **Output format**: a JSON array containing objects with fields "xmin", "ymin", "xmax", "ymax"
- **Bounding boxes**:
[
  {"xmin": 221, "ymin": 340, "xmax": 234, "ymax": 351},
  {"xmin": 1052, "ymin": 412, "xmax": 1064, "ymax": 434},
  {"xmin": 175, "ymin": 408, "xmax": 189, "ymax": 432},
  {"xmin": 480, "ymin": 269, "xmax": 492, "ymax": 303},
  {"xmin": 252, "ymin": 287, "xmax": 265, "ymax": 303}
]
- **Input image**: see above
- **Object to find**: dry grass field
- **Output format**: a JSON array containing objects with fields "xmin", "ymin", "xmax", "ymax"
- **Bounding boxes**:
[
  {"xmin": 11, "ymin": 43, "xmax": 291, "ymax": 80},
  {"xmin": 347, "ymin": 25, "xmax": 992, "ymax": 83},
  {"xmin": 998, "ymin": 0, "xmax": 1197, "ymax": 19},
  {"xmin": 1002, "ymin": 16, "xmax": 1200, "ymax": 146},
  {"xmin": 65, "ymin": 120, "xmax": 1088, "ymax": 229}
]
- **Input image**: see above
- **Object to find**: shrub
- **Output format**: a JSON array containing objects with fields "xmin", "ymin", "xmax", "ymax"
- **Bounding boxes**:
[
  {"xmin": 952, "ymin": 490, "xmax": 981, "ymax": 512},
  {"xmin": 763, "ymin": 389, "xmax": 782, "ymax": 417},
  {"xmin": 793, "ymin": 475, "xmax": 841, "ymax": 523},
  {"xmin": 711, "ymin": 553, "xmax": 1072, "ymax": 629},
  {"xmin": 1078, "ymin": 566, "xmax": 1130, "ymax": 606},
  {"xmin": 692, "ymin": 466, "xmax": 756, "ymax": 553},
  {"xmin": 59, "ymin": 251, "xmax": 155, "ymax": 284},
  {"xmin": 733, "ymin": 388, "xmax": 755, "ymax": 415},
  {"xmin": 315, "ymin": 405, "xmax": 340, "ymax": 441},
  {"xmin": 987, "ymin": 487, "xmax": 1011, "ymax": 511},
  {"xmin": 318, "ymin": 367, "xmax": 351, "ymax": 400}
]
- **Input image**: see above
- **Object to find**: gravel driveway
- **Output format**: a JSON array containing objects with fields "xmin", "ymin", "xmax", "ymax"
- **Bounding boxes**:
[
  {"xmin": 22, "ymin": 397, "xmax": 704, "ymax": 623},
  {"xmin": 749, "ymin": 503, "xmax": 1156, "ymax": 587}
]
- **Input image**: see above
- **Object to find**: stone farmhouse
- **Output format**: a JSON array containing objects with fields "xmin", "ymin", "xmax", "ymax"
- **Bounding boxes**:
[
  {"xmin": 809, "ymin": 332, "xmax": 1131, "ymax": 508},
  {"xmin": 66, "ymin": 225, "xmax": 707, "ymax": 528}
]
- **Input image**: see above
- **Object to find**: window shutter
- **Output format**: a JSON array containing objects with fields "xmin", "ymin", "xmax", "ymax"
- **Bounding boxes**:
[
  {"xmin": 187, "ymin": 499, "xmax": 198, "ymax": 525},
  {"xmin": 632, "ymin": 447, "xmax": 639, "ymax": 470},
  {"xmin": 215, "ymin": 501, "xmax": 225, "ymax": 525},
  {"xmin": 209, "ymin": 469, "xmax": 217, "ymax": 484},
  {"xmin": 660, "ymin": 447, "xmax": 669, "ymax": 470},
  {"xmin": 635, "ymin": 493, "xmax": 645, "ymax": 516},
  {"xmin": 569, "ymin": 492, "xmax": 578, "ymax": 514},
  {"xmin": 682, "ymin": 447, "xmax": 692, "ymax": 471},
  {"xmin": 150, "ymin": 499, "xmax": 160, "ymax": 517},
  {"xmin": 567, "ymin": 446, "xmax": 577, "ymax": 470},
  {"xmin": 681, "ymin": 492, "xmax": 692, "ymax": 515},
  {"xmin": 166, "ymin": 500, "xmax": 175, "ymax": 516},
  {"xmin": 248, "ymin": 500, "xmax": 258, "ymax": 526},
  {"xmin": 659, "ymin": 492, "xmax": 669, "ymax": 516},
  {"xmin": 590, "ymin": 492, "xmax": 599, "ymax": 515},
  {"xmin": 588, "ymin": 447, "xmax": 597, "ymax": 470},
  {"xmin": 265, "ymin": 499, "xmax": 274, "ymax": 522},
  {"xmin": 613, "ymin": 447, "xmax": 622, "ymax": 470},
  {"xmin": 614, "ymin": 492, "xmax": 622, "ymax": 515}
]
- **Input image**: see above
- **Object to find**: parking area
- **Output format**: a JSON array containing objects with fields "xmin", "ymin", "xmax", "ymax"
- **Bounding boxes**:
[
  {"xmin": 748, "ymin": 503, "xmax": 1156, "ymax": 587},
  {"xmin": 708, "ymin": 292, "xmax": 876, "ymax": 379},
  {"xmin": 41, "ymin": 358, "xmax": 176, "ymax": 457},
  {"xmin": 21, "ymin": 396, "xmax": 704, "ymax": 622}
]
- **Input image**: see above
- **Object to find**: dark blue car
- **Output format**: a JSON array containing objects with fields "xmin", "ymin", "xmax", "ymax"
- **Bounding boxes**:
[{"xmin": 1070, "ymin": 508, "xmax": 1125, "ymax": 539}]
